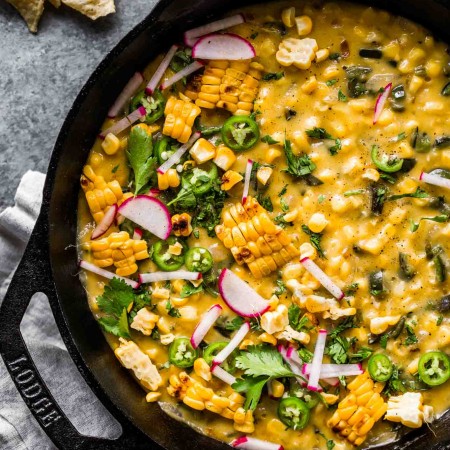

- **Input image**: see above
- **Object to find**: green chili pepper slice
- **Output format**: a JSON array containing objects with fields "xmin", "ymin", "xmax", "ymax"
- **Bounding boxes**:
[
  {"xmin": 418, "ymin": 351, "xmax": 450, "ymax": 386},
  {"xmin": 371, "ymin": 145, "xmax": 404, "ymax": 173},
  {"xmin": 169, "ymin": 337, "xmax": 199, "ymax": 368},
  {"xmin": 221, "ymin": 115, "xmax": 260, "ymax": 151},
  {"xmin": 203, "ymin": 342, "xmax": 238, "ymax": 372},
  {"xmin": 289, "ymin": 383, "xmax": 320, "ymax": 409},
  {"xmin": 130, "ymin": 89, "xmax": 165, "ymax": 124},
  {"xmin": 154, "ymin": 136, "xmax": 177, "ymax": 165},
  {"xmin": 152, "ymin": 236, "xmax": 186, "ymax": 271},
  {"xmin": 185, "ymin": 247, "xmax": 213, "ymax": 273},
  {"xmin": 368, "ymin": 354, "xmax": 393, "ymax": 382},
  {"xmin": 277, "ymin": 397, "xmax": 311, "ymax": 430},
  {"xmin": 181, "ymin": 162, "xmax": 218, "ymax": 196}
]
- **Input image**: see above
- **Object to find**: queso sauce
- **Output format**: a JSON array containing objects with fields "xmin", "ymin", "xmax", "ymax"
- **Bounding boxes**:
[{"xmin": 77, "ymin": 2, "xmax": 450, "ymax": 449}]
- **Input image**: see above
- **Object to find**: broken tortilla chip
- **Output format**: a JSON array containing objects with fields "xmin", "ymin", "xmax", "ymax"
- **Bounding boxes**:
[
  {"xmin": 6, "ymin": 0, "xmax": 45, "ymax": 32},
  {"xmin": 47, "ymin": 0, "xmax": 61, "ymax": 8},
  {"xmin": 61, "ymin": 0, "xmax": 115, "ymax": 20}
]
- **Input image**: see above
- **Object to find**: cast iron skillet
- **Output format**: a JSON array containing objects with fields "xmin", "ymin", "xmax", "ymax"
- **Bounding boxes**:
[{"xmin": 0, "ymin": 0, "xmax": 449, "ymax": 448}]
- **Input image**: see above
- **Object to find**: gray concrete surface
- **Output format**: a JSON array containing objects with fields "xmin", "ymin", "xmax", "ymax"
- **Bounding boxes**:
[{"xmin": 0, "ymin": 0, "xmax": 158, "ymax": 210}]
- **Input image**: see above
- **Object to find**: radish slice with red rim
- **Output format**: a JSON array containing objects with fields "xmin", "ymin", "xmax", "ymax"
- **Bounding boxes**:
[
  {"xmin": 242, "ymin": 159, "xmax": 253, "ymax": 204},
  {"xmin": 231, "ymin": 436, "xmax": 284, "ymax": 450},
  {"xmin": 79, "ymin": 260, "xmax": 139, "ymax": 289},
  {"xmin": 373, "ymin": 82, "xmax": 392, "ymax": 124},
  {"xmin": 302, "ymin": 363, "xmax": 363, "ymax": 378},
  {"xmin": 132, "ymin": 228, "xmax": 143, "ymax": 240},
  {"xmin": 157, "ymin": 132, "xmax": 201, "ymax": 174},
  {"xmin": 139, "ymin": 270, "xmax": 201, "ymax": 284},
  {"xmin": 212, "ymin": 322, "xmax": 249, "ymax": 366},
  {"xmin": 192, "ymin": 33, "xmax": 256, "ymax": 60},
  {"xmin": 118, "ymin": 195, "xmax": 172, "ymax": 240},
  {"xmin": 145, "ymin": 44, "xmax": 179, "ymax": 95},
  {"xmin": 91, "ymin": 204, "xmax": 117, "ymax": 239},
  {"xmin": 300, "ymin": 257, "xmax": 344, "ymax": 300},
  {"xmin": 107, "ymin": 72, "xmax": 144, "ymax": 118},
  {"xmin": 160, "ymin": 61, "xmax": 204, "ymax": 91},
  {"xmin": 420, "ymin": 171, "xmax": 450, "ymax": 190},
  {"xmin": 184, "ymin": 14, "xmax": 245, "ymax": 47},
  {"xmin": 307, "ymin": 329, "xmax": 327, "ymax": 391},
  {"xmin": 286, "ymin": 345, "xmax": 303, "ymax": 368},
  {"xmin": 211, "ymin": 364, "xmax": 236, "ymax": 385},
  {"xmin": 190, "ymin": 304, "xmax": 223, "ymax": 349},
  {"xmin": 99, "ymin": 106, "xmax": 146, "ymax": 139},
  {"xmin": 218, "ymin": 268, "xmax": 270, "ymax": 317},
  {"xmin": 278, "ymin": 345, "xmax": 308, "ymax": 387}
]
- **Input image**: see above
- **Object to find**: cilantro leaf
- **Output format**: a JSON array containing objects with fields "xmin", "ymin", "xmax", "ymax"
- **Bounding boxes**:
[
  {"xmin": 326, "ymin": 79, "xmax": 338, "ymax": 86},
  {"xmin": 410, "ymin": 214, "xmax": 449, "ymax": 232},
  {"xmin": 383, "ymin": 365, "xmax": 406, "ymax": 396},
  {"xmin": 301, "ymin": 224, "xmax": 325, "ymax": 258},
  {"xmin": 180, "ymin": 283, "xmax": 204, "ymax": 298},
  {"xmin": 387, "ymin": 187, "xmax": 429, "ymax": 201},
  {"xmin": 262, "ymin": 72, "xmax": 284, "ymax": 81},
  {"xmin": 256, "ymin": 193, "xmax": 274, "ymax": 212},
  {"xmin": 261, "ymin": 135, "xmax": 279, "ymax": 144},
  {"xmin": 274, "ymin": 278, "xmax": 286, "ymax": 296},
  {"xmin": 288, "ymin": 305, "xmax": 313, "ymax": 332},
  {"xmin": 126, "ymin": 126, "xmax": 157, "ymax": 194},
  {"xmin": 166, "ymin": 300, "xmax": 181, "ymax": 318},
  {"xmin": 283, "ymin": 140, "xmax": 316, "ymax": 178},
  {"xmin": 235, "ymin": 345, "xmax": 295, "ymax": 378},
  {"xmin": 404, "ymin": 324, "xmax": 418, "ymax": 346},
  {"xmin": 338, "ymin": 89, "xmax": 348, "ymax": 102},
  {"xmin": 306, "ymin": 127, "xmax": 332, "ymax": 140},
  {"xmin": 232, "ymin": 376, "xmax": 270, "ymax": 410}
]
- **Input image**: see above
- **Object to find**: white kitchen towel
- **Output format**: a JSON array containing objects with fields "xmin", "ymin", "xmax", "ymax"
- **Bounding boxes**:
[{"xmin": 0, "ymin": 171, "xmax": 120, "ymax": 450}]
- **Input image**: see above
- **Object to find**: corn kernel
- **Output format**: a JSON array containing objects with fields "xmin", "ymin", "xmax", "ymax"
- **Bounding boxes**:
[
  {"xmin": 189, "ymin": 138, "xmax": 216, "ymax": 164},
  {"xmin": 221, "ymin": 170, "xmax": 243, "ymax": 191},
  {"xmin": 308, "ymin": 212, "xmax": 328, "ymax": 233},
  {"xmin": 146, "ymin": 392, "xmax": 161, "ymax": 402},
  {"xmin": 281, "ymin": 7, "xmax": 296, "ymax": 27},
  {"xmin": 213, "ymin": 146, "xmax": 236, "ymax": 171},
  {"xmin": 295, "ymin": 15, "xmax": 313, "ymax": 36},
  {"xmin": 265, "ymin": 147, "xmax": 282, "ymax": 163},
  {"xmin": 409, "ymin": 75, "xmax": 424, "ymax": 95},
  {"xmin": 101, "ymin": 133, "xmax": 121, "ymax": 155},
  {"xmin": 256, "ymin": 166, "xmax": 273, "ymax": 185},
  {"xmin": 301, "ymin": 75, "xmax": 318, "ymax": 94},
  {"xmin": 315, "ymin": 48, "xmax": 330, "ymax": 63}
]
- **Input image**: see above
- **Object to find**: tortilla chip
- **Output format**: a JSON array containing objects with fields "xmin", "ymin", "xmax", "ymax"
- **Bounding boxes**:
[
  {"xmin": 6, "ymin": 0, "xmax": 45, "ymax": 32},
  {"xmin": 61, "ymin": 0, "xmax": 115, "ymax": 20},
  {"xmin": 47, "ymin": 0, "xmax": 61, "ymax": 8}
]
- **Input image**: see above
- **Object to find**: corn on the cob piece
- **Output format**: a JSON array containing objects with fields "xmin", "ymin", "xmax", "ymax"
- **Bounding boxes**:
[
  {"xmin": 192, "ymin": 60, "xmax": 264, "ymax": 115},
  {"xmin": 80, "ymin": 165, "xmax": 125, "ymax": 223},
  {"xmin": 89, "ymin": 231, "xmax": 149, "ymax": 276},
  {"xmin": 162, "ymin": 97, "xmax": 201, "ymax": 143},
  {"xmin": 167, "ymin": 371, "xmax": 253, "ymax": 432},
  {"xmin": 215, "ymin": 197, "xmax": 300, "ymax": 278},
  {"xmin": 327, "ymin": 372, "xmax": 387, "ymax": 446},
  {"xmin": 157, "ymin": 169, "xmax": 180, "ymax": 190},
  {"xmin": 171, "ymin": 213, "xmax": 193, "ymax": 237}
]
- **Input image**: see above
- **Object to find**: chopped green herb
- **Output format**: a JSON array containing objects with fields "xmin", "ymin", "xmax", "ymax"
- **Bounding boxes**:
[
  {"xmin": 383, "ymin": 365, "xmax": 406, "ymax": 396},
  {"xmin": 283, "ymin": 140, "xmax": 316, "ymax": 179},
  {"xmin": 180, "ymin": 283, "xmax": 204, "ymax": 298},
  {"xmin": 318, "ymin": 194, "xmax": 326, "ymax": 204},
  {"xmin": 316, "ymin": 430, "xmax": 336, "ymax": 450},
  {"xmin": 261, "ymin": 135, "xmax": 279, "ymax": 144},
  {"xmin": 329, "ymin": 138, "xmax": 342, "ymax": 156},
  {"xmin": 256, "ymin": 193, "xmax": 274, "ymax": 212},
  {"xmin": 344, "ymin": 189, "xmax": 365, "ymax": 197},
  {"xmin": 437, "ymin": 315, "xmax": 444, "ymax": 326},
  {"xmin": 250, "ymin": 32, "xmax": 259, "ymax": 39},
  {"xmin": 344, "ymin": 283, "xmax": 359, "ymax": 296},
  {"xmin": 380, "ymin": 334, "xmax": 388, "ymax": 349},
  {"xmin": 298, "ymin": 347, "xmax": 314, "ymax": 362},
  {"xmin": 166, "ymin": 300, "xmax": 181, "ymax": 318},
  {"xmin": 387, "ymin": 187, "xmax": 428, "ymax": 201},
  {"xmin": 410, "ymin": 214, "xmax": 449, "ymax": 232},
  {"xmin": 274, "ymin": 214, "xmax": 289, "ymax": 228},
  {"xmin": 278, "ymin": 184, "xmax": 288, "ymax": 196},
  {"xmin": 306, "ymin": 127, "xmax": 332, "ymax": 140},
  {"xmin": 280, "ymin": 197, "xmax": 289, "ymax": 212},
  {"xmin": 262, "ymin": 71, "xmax": 284, "ymax": 81},
  {"xmin": 326, "ymin": 79, "xmax": 338, "ymax": 86},
  {"xmin": 288, "ymin": 304, "xmax": 313, "ymax": 332},
  {"xmin": 233, "ymin": 375, "xmax": 269, "ymax": 410},
  {"xmin": 274, "ymin": 279, "xmax": 287, "ymax": 296},
  {"xmin": 338, "ymin": 89, "xmax": 348, "ymax": 102},
  {"xmin": 301, "ymin": 224, "xmax": 326, "ymax": 258},
  {"xmin": 111, "ymin": 164, "xmax": 119, "ymax": 173},
  {"xmin": 404, "ymin": 324, "xmax": 418, "ymax": 346},
  {"xmin": 329, "ymin": 52, "xmax": 341, "ymax": 60}
]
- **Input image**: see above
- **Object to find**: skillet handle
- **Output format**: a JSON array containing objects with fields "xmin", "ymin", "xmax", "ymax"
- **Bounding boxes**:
[{"xmin": 0, "ymin": 214, "xmax": 151, "ymax": 449}]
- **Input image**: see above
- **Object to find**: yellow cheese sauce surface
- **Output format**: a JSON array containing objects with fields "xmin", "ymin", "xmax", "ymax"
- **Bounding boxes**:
[{"xmin": 77, "ymin": 2, "xmax": 450, "ymax": 449}]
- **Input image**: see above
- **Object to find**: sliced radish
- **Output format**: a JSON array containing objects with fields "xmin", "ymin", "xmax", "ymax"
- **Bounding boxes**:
[
  {"xmin": 107, "ymin": 72, "xmax": 144, "ymax": 118},
  {"xmin": 211, "ymin": 364, "xmax": 236, "ymax": 385},
  {"xmin": 160, "ymin": 61, "xmax": 204, "ymax": 91},
  {"xmin": 231, "ymin": 436, "xmax": 284, "ymax": 450},
  {"xmin": 303, "ymin": 363, "xmax": 363, "ymax": 378},
  {"xmin": 117, "ymin": 195, "xmax": 171, "ymax": 240},
  {"xmin": 184, "ymin": 14, "xmax": 245, "ymax": 47},
  {"xmin": 212, "ymin": 322, "xmax": 250, "ymax": 365},
  {"xmin": 192, "ymin": 33, "xmax": 256, "ymax": 61},
  {"xmin": 218, "ymin": 268, "xmax": 270, "ymax": 318},
  {"xmin": 145, "ymin": 44, "xmax": 179, "ymax": 95},
  {"xmin": 132, "ymin": 228, "xmax": 143, "ymax": 240},
  {"xmin": 190, "ymin": 304, "xmax": 223, "ymax": 349},
  {"xmin": 99, "ymin": 106, "xmax": 146, "ymax": 139},
  {"xmin": 373, "ymin": 83, "xmax": 392, "ymax": 124},
  {"xmin": 420, "ymin": 171, "xmax": 450, "ymax": 190},
  {"xmin": 157, "ymin": 132, "xmax": 201, "ymax": 174},
  {"xmin": 278, "ymin": 345, "xmax": 308, "ymax": 387},
  {"xmin": 91, "ymin": 204, "xmax": 117, "ymax": 239},
  {"xmin": 307, "ymin": 329, "xmax": 327, "ymax": 392},
  {"xmin": 147, "ymin": 188, "xmax": 161, "ymax": 197},
  {"xmin": 286, "ymin": 346, "xmax": 303, "ymax": 368},
  {"xmin": 79, "ymin": 260, "xmax": 139, "ymax": 289},
  {"xmin": 139, "ymin": 270, "xmax": 201, "ymax": 284},
  {"xmin": 300, "ymin": 257, "xmax": 344, "ymax": 300},
  {"xmin": 242, "ymin": 159, "xmax": 253, "ymax": 204},
  {"xmin": 322, "ymin": 377, "xmax": 340, "ymax": 387}
]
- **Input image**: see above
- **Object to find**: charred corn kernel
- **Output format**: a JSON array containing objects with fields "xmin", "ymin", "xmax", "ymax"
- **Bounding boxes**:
[
  {"xmin": 239, "ymin": 339, "xmax": 255, "ymax": 350},
  {"xmin": 301, "ymin": 76, "xmax": 318, "ymax": 94},
  {"xmin": 270, "ymin": 380, "xmax": 285, "ymax": 398},
  {"xmin": 101, "ymin": 133, "xmax": 121, "ymax": 155},
  {"xmin": 213, "ymin": 146, "xmax": 236, "ymax": 171},
  {"xmin": 130, "ymin": 308, "xmax": 159, "ymax": 336},
  {"xmin": 295, "ymin": 15, "xmax": 313, "ymax": 36},
  {"xmin": 256, "ymin": 166, "xmax": 273, "ymax": 185},
  {"xmin": 385, "ymin": 392, "xmax": 432, "ymax": 428},
  {"xmin": 146, "ymin": 392, "xmax": 161, "ymax": 402},
  {"xmin": 261, "ymin": 304, "xmax": 289, "ymax": 334},
  {"xmin": 281, "ymin": 7, "xmax": 296, "ymax": 27},
  {"xmin": 80, "ymin": 165, "xmax": 124, "ymax": 223},
  {"xmin": 157, "ymin": 169, "xmax": 180, "ymax": 190},
  {"xmin": 258, "ymin": 332, "xmax": 278, "ymax": 346},
  {"xmin": 315, "ymin": 48, "xmax": 330, "ymax": 63},
  {"xmin": 194, "ymin": 358, "xmax": 212, "ymax": 382},
  {"xmin": 265, "ymin": 147, "xmax": 282, "ymax": 163},
  {"xmin": 163, "ymin": 97, "xmax": 201, "ymax": 143},
  {"xmin": 89, "ymin": 231, "xmax": 148, "ymax": 275},
  {"xmin": 221, "ymin": 170, "xmax": 243, "ymax": 191},
  {"xmin": 328, "ymin": 372, "xmax": 387, "ymax": 446},
  {"xmin": 300, "ymin": 242, "xmax": 317, "ymax": 260},
  {"xmin": 189, "ymin": 138, "xmax": 216, "ymax": 164},
  {"xmin": 171, "ymin": 213, "xmax": 193, "ymax": 237},
  {"xmin": 277, "ymin": 37, "xmax": 318, "ymax": 69},
  {"xmin": 308, "ymin": 212, "xmax": 328, "ymax": 232}
]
